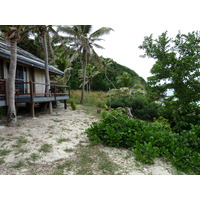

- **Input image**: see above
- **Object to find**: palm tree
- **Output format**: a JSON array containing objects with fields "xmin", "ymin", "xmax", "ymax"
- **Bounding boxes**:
[
  {"xmin": 35, "ymin": 26, "xmax": 50, "ymax": 95},
  {"xmin": 78, "ymin": 64, "xmax": 100, "ymax": 92},
  {"xmin": 58, "ymin": 25, "xmax": 113, "ymax": 104},
  {"xmin": 31, "ymin": 26, "xmax": 60, "ymax": 95},
  {"xmin": 116, "ymin": 72, "xmax": 138, "ymax": 88},
  {"xmin": 0, "ymin": 25, "xmax": 28, "ymax": 126},
  {"xmin": 102, "ymin": 57, "xmax": 116, "ymax": 89}
]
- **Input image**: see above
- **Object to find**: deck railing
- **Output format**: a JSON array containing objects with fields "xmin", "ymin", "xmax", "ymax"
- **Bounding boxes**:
[{"xmin": 0, "ymin": 79, "xmax": 70, "ymax": 103}]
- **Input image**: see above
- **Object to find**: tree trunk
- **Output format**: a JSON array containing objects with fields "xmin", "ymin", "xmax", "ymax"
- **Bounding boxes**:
[
  {"xmin": 43, "ymin": 32, "xmax": 50, "ymax": 96},
  {"xmin": 105, "ymin": 67, "xmax": 116, "ymax": 89},
  {"xmin": 7, "ymin": 40, "xmax": 17, "ymax": 126},
  {"xmin": 80, "ymin": 52, "xmax": 88, "ymax": 104},
  {"xmin": 80, "ymin": 62, "xmax": 86, "ymax": 104}
]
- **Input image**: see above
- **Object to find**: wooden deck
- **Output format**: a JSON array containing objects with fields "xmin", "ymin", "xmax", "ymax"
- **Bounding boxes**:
[{"xmin": 0, "ymin": 79, "xmax": 70, "ymax": 107}]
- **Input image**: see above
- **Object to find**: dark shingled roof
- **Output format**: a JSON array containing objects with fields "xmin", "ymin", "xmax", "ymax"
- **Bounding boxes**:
[{"xmin": 0, "ymin": 40, "xmax": 64, "ymax": 75}]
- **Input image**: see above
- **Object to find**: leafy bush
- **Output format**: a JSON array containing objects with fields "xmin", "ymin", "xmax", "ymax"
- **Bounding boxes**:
[
  {"xmin": 160, "ymin": 102, "xmax": 200, "ymax": 132},
  {"xmin": 153, "ymin": 116, "xmax": 171, "ymax": 131},
  {"xmin": 108, "ymin": 94, "xmax": 161, "ymax": 121},
  {"xmin": 68, "ymin": 100, "xmax": 77, "ymax": 110},
  {"xmin": 86, "ymin": 110, "xmax": 200, "ymax": 174}
]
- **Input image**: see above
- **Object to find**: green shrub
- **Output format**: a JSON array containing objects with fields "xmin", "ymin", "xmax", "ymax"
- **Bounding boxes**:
[
  {"xmin": 133, "ymin": 141, "xmax": 159, "ymax": 164},
  {"xmin": 153, "ymin": 116, "xmax": 171, "ymax": 131},
  {"xmin": 86, "ymin": 110, "xmax": 200, "ymax": 174},
  {"xmin": 108, "ymin": 95, "xmax": 161, "ymax": 121},
  {"xmin": 68, "ymin": 100, "xmax": 77, "ymax": 110}
]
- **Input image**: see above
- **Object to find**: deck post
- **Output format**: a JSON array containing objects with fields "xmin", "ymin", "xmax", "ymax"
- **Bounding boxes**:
[
  {"xmin": 64, "ymin": 100, "xmax": 67, "ymax": 109},
  {"xmin": 31, "ymin": 102, "xmax": 35, "ymax": 118},
  {"xmin": 54, "ymin": 84, "xmax": 57, "ymax": 101},
  {"xmin": 49, "ymin": 88, "xmax": 53, "ymax": 114},
  {"xmin": 30, "ymin": 81, "xmax": 35, "ymax": 118},
  {"xmin": 30, "ymin": 81, "xmax": 34, "ymax": 102},
  {"xmin": 49, "ymin": 102, "xmax": 53, "ymax": 114}
]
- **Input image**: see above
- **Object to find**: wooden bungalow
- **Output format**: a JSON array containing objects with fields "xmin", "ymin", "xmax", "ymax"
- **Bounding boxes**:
[{"xmin": 0, "ymin": 39, "xmax": 70, "ymax": 116}]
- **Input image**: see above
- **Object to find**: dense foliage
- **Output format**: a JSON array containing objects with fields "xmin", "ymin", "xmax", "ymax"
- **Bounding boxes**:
[
  {"xmin": 107, "ymin": 94, "xmax": 160, "ymax": 121},
  {"xmin": 64, "ymin": 58, "xmax": 146, "ymax": 91},
  {"xmin": 86, "ymin": 110, "xmax": 200, "ymax": 174},
  {"xmin": 139, "ymin": 31, "xmax": 200, "ymax": 131}
]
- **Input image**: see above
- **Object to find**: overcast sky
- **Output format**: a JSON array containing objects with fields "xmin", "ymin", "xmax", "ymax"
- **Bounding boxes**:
[
  {"xmin": 91, "ymin": 0, "xmax": 200, "ymax": 80},
  {"xmin": 3, "ymin": 0, "xmax": 200, "ymax": 81}
]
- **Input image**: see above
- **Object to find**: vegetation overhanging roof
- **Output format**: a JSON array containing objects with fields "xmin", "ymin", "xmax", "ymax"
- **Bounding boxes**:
[{"xmin": 0, "ymin": 40, "xmax": 63, "ymax": 75}]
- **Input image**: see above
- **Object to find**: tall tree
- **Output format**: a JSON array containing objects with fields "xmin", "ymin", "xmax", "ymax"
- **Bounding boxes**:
[
  {"xmin": 101, "ymin": 58, "xmax": 116, "ymax": 89},
  {"xmin": 58, "ymin": 25, "xmax": 113, "ymax": 104},
  {"xmin": 78, "ymin": 64, "xmax": 100, "ymax": 92},
  {"xmin": 0, "ymin": 25, "xmax": 28, "ymax": 126},
  {"xmin": 35, "ymin": 26, "xmax": 50, "ymax": 95},
  {"xmin": 139, "ymin": 31, "xmax": 200, "ymax": 131}
]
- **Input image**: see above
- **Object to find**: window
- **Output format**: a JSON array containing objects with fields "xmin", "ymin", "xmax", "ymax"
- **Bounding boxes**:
[
  {"xmin": 6, "ymin": 63, "xmax": 27, "ymax": 94},
  {"xmin": 15, "ymin": 65, "xmax": 27, "ymax": 94}
]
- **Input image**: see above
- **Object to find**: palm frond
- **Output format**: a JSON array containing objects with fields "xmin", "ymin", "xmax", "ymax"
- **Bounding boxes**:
[
  {"xmin": 90, "ymin": 27, "xmax": 113, "ymax": 39},
  {"xmin": 93, "ymin": 43, "xmax": 104, "ymax": 49},
  {"xmin": 58, "ymin": 25, "xmax": 78, "ymax": 37}
]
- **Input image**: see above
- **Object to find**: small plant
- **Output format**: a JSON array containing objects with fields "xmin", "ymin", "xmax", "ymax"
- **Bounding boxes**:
[
  {"xmin": 64, "ymin": 148, "xmax": 74, "ymax": 153},
  {"xmin": 12, "ymin": 137, "xmax": 28, "ymax": 148},
  {"xmin": 39, "ymin": 144, "xmax": 53, "ymax": 153},
  {"xmin": 68, "ymin": 100, "xmax": 77, "ymax": 110},
  {"xmin": 30, "ymin": 153, "xmax": 40, "ymax": 162},
  {"xmin": 0, "ymin": 149, "xmax": 11, "ymax": 156},
  {"xmin": 57, "ymin": 138, "xmax": 70, "ymax": 143},
  {"xmin": 98, "ymin": 160, "xmax": 118, "ymax": 174},
  {"xmin": 0, "ymin": 158, "xmax": 5, "ymax": 165},
  {"xmin": 12, "ymin": 161, "xmax": 25, "ymax": 169},
  {"xmin": 57, "ymin": 162, "xmax": 72, "ymax": 170},
  {"xmin": 48, "ymin": 125, "xmax": 54, "ymax": 129},
  {"xmin": 153, "ymin": 116, "xmax": 171, "ymax": 131},
  {"xmin": 103, "ymin": 104, "xmax": 109, "ymax": 111}
]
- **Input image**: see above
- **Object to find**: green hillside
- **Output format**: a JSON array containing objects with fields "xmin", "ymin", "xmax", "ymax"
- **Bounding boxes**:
[{"xmin": 67, "ymin": 58, "xmax": 146, "ymax": 91}]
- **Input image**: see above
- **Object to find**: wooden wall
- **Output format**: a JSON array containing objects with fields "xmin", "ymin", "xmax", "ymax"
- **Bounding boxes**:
[{"xmin": 1, "ymin": 57, "xmax": 46, "ymax": 95}]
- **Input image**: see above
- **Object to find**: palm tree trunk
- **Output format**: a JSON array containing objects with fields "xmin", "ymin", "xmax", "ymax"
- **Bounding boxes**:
[
  {"xmin": 105, "ymin": 68, "xmax": 116, "ymax": 89},
  {"xmin": 80, "ymin": 61, "xmax": 86, "ymax": 104},
  {"xmin": 7, "ymin": 40, "xmax": 17, "ymax": 126},
  {"xmin": 43, "ymin": 32, "xmax": 50, "ymax": 95}
]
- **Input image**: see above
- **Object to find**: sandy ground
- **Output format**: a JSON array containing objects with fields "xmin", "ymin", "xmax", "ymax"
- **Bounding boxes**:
[{"xmin": 0, "ymin": 104, "xmax": 176, "ymax": 175}]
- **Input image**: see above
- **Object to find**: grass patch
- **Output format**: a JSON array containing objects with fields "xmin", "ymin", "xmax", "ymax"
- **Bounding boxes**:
[
  {"xmin": 57, "ymin": 161, "xmax": 72, "ymax": 170},
  {"xmin": 29, "ymin": 153, "xmax": 40, "ymax": 162},
  {"xmin": 57, "ymin": 138, "xmax": 71, "ymax": 143},
  {"xmin": 80, "ymin": 105, "xmax": 102, "ymax": 119},
  {"xmin": 53, "ymin": 161, "xmax": 72, "ymax": 175},
  {"xmin": 0, "ymin": 158, "xmax": 5, "ymax": 165},
  {"xmin": 48, "ymin": 125, "xmax": 54, "ymax": 129},
  {"xmin": 15, "ymin": 148, "xmax": 29, "ymax": 155},
  {"xmin": 70, "ymin": 90, "xmax": 107, "ymax": 107},
  {"xmin": 64, "ymin": 148, "xmax": 74, "ymax": 153},
  {"xmin": 12, "ymin": 161, "xmax": 25, "ymax": 169},
  {"xmin": 12, "ymin": 137, "xmax": 28, "ymax": 148},
  {"xmin": 66, "ymin": 145, "xmax": 120, "ymax": 175},
  {"xmin": 39, "ymin": 144, "xmax": 53, "ymax": 153},
  {"xmin": 0, "ymin": 149, "xmax": 11, "ymax": 156}
]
